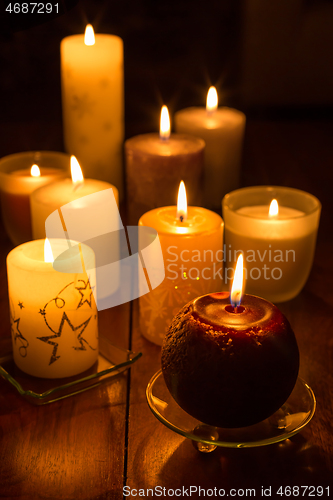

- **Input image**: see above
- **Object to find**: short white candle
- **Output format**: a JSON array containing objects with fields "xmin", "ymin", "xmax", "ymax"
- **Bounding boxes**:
[
  {"xmin": 139, "ymin": 181, "xmax": 223, "ymax": 345},
  {"xmin": 30, "ymin": 157, "xmax": 120, "ymax": 307},
  {"xmin": 61, "ymin": 24, "xmax": 124, "ymax": 198},
  {"xmin": 7, "ymin": 239, "xmax": 98, "ymax": 378},
  {"xmin": 0, "ymin": 151, "xmax": 69, "ymax": 245},
  {"xmin": 174, "ymin": 87, "xmax": 246, "ymax": 209}
]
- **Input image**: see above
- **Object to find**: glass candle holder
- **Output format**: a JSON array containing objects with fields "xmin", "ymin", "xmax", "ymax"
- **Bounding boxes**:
[
  {"xmin": 0, "ymin": 151, "xmax": 69, "ymax": 246},
  {"xmin": 222, "ymin": 186, "xmax": 321, "ymax": 303}
]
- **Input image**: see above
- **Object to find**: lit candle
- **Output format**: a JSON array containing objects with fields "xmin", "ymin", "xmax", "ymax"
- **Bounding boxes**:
[
  {"xmin": 30, "ymin": 156, "xmax": 119, "ymax": 239},
  {"xmin": 222, "ymin": 186, "xmax": 321, "ymax": 302},
  {"xmin": 7, "ymin": 238, "xmax": 98, "ymax": 378},
  {"xmin": 162, "ymin": 254, "xmax": 300, "ymax": 428},
  {"xmin": 125, "ymin": 105, "xmax": 205, "ymax": 224},
  {"xmin": 0, "ymin": 151, "xmax": 69, "ymax": 245},
  {"xmin": 30, "ymin": 157, "xmax": 120, "ymax": 307},
  {"xmin": 174, "ymin": 86, "xmax": 246, "ymax": 209},
  {"xmin": 138, "ymin": 181, "xmax": 223, "ymax": 345},
  {"xmin": 61, "ymin": 24, "xmax": 124, "ymax": 197}
]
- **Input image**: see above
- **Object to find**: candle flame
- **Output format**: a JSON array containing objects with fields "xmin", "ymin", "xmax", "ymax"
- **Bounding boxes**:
[
  {"xmin": 30, "ymin": 164, "xmax": 40, "ymax": 177},
  {"xmin": 177, "ymin": 180, "xmax": 187, "ymax": 222},
  {"xmin": 70, "ymin": 156, "xmax": 84, "ymax": 186},
  {"xmin": 44, "ymin": 238, "xmax": 54, "ymax": 263},
  {"xmin": 269, "ymin": 199, "xmax": 279, "ymax": 217},
  {"xmin": 206, "ymin": 86, "xmax": 218, "ymax": 113},
  {"xmin": 160, "ymin": 105, "xmax": 170, "ymax": 140},
  {"xmin": 231, "ymin": 254, "xmax": 244, "ymax": 307},
  {"xmin": 84, "ymin": 24, "xmax": 95, "ymax": 46}
]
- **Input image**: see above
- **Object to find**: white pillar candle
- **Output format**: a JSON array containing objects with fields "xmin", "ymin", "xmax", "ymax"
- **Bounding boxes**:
[
  {"xmin": 61, "ymin": 24, "xmax": 124, "ymax": 198},
  {"xmin": 222, "ymin": 186, "xmax": 321, "ymax": 303},
  {"xmin": 174, "ymin": 87, "xmax": 246, "ymax": 209},
  {"xmin": 7, "ymin": 239, "xmax": 98, "ymax": 378},
  {"xmin": 139, "ymin": 181, "xmax": 223, "ymax": 345},
  {"xmin": 0, "ymin": 151, "xmax": 69, "ymax": 245},
  {"xmin": 30, "ymin": 157, "xmax": 119, "ymax": 239}
]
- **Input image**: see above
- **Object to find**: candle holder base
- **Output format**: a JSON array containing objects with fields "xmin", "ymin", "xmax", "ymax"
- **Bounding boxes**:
[{"xmin": 146, "ymin": 370, "xmax": 316, "ymax": 452}]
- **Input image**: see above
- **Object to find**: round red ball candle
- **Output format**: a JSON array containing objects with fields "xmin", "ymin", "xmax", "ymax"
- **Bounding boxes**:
[{"xmin": 161, "ymin": 292, "xmax": 299, "ymax": 428}]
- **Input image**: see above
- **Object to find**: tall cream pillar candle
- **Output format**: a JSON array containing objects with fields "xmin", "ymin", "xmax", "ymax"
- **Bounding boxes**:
[
  {"xmin": 7, "ymin": 239, "xmax": 98, "ymax": 378},
  {"xmin": 175, "ymin": 87, "xmax": 246, "ymax": 209},
  {"xmin": 61, "ymin": 24, "xmax": 124, "ymax": 198}
]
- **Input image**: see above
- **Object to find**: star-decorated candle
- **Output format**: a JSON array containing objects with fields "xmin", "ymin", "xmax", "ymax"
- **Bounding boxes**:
[
  {"xmin": 0, "ymin": 151, "xmax": 69, "ymax": 245},
  {"xmin": 7, "ymin": 239, "xmax": 98, "ymax": 378},
  {"xmin": 138, "ymin": 181, "xmax": 223, "ymax": 345},
  {"xmin": 125, "ymin": 106, "xmax": 205, "ymax": 224},
  {"xmin": 174, "ymin": 87, "xmax": 246, "ymax": 210},
  {"xmin": 222, "ymin": 186, "xmax": 321, "ymax": 302},
  {"xmin": 61, "ymin": 24, "xmax": 124, "ymax": 197}
]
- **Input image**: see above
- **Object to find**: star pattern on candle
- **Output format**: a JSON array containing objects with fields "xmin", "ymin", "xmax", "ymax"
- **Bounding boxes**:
[
  {"xmin": 11, "ymin": 318, "xmax": 29, "ymax": 358},
  {"xmin": 18, "ymin": 302, "xmax": 24, "ymax": 309},
  {"xmin": 37, "ymin": 312, "xmax": 95, "ymax": 365},
  {"xmin": 76, "ymin": 279, "xmax": 94, "ymax": 309},
  {"xmin": 71, "ymin": 93, "xmax": 95, "ymax": 119}
]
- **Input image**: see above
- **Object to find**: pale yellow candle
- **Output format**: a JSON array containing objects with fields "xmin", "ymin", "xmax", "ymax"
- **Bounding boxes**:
[
  {"xmin": 61, "ymin": 24, "xmax": 124, "ymax": 197},
  {"xmin": 139, "ymin": 181, "xmax": 224, "ymax": 345},
  {"xmin": 7, "ymin": 239, "xmax": 98, "ymax": 378},
  {"xmin": 174, "ymin": 87, "xmax": 246, "ymax": 209},
  {"xmin": 222, "ymin": 186, "xmax": 321, "ymax": 303}
]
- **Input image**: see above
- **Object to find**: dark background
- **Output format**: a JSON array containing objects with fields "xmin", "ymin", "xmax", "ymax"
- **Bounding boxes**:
[{"xmin": 1, "ymin": 0, "xmax": 333, "ymax": 154}]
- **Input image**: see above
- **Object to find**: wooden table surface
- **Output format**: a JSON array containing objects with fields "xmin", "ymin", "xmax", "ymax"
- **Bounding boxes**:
[{"xmin": 0, "ymin": 119, "xmax": 332, "ymax": 499}]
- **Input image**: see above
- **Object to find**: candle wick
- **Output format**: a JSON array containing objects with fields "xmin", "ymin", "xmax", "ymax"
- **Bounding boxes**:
[
  {"xmin": 234, "ymin": 305, "xmax": 238, "ymax": 314},
  {"xmin": 179, "ymin": 215, "xmax": 184, "ymax": 223}
]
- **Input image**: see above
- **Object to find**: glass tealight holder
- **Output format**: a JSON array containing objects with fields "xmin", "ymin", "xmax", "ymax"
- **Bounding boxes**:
[
  {"xmin": 222, "ymin": 186, "xmax": 321, "ymax": 303},
  {"xmin": 0, "ymin": 151, "xmax": 69, "ymax": 245}
]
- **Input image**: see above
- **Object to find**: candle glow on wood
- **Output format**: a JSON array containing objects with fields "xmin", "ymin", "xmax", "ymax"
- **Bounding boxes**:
[
  {"xmin": 231, "ymin": 253, "xmax": 244, "ymax": 308},
  {"xmin": 206, "ymin": 86, "xmax": 218, "ymax": 114},
  {"xmin": 30, "ymin": 164, "xmax": 40, "ymax": 177},
  {"xmin": 160, "ymin": 106, "xmax": 170, "ymax": 140},
  {"xmin": 84, "ymin": 24, "xmax": 95, "ymax": 46},
  {"xmin": 176, "ymin": 181, "xmax": 187, "ymax": 223}
]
